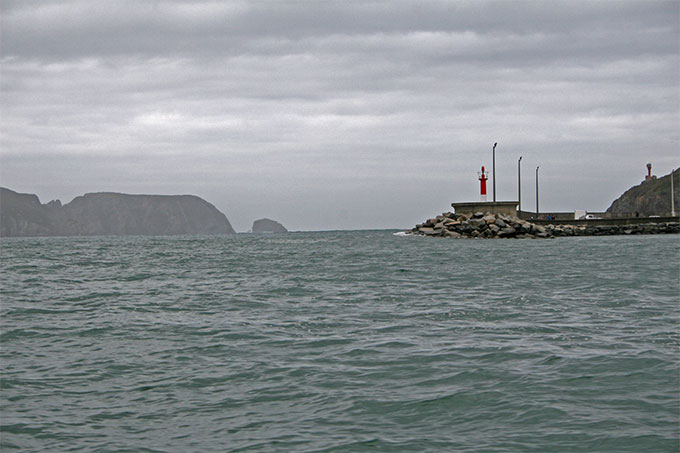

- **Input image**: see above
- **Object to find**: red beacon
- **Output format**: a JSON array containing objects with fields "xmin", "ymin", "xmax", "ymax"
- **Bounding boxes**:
[{"xmin": 478, "ymin": 166, "xmax": 489, "ymax": 202}]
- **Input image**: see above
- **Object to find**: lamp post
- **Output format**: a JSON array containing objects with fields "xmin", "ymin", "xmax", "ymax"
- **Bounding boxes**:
[
  {"xmin": 518, "ymin": 156, "xmax": 522, "ymax": 213},
  {"xmin": 672, "ymin": 168, "xmax": 676, "ymax": 217},
  {"xmin": 535, "ymin": 166, "xmax": 540, "ymax": 215},
  {"xmin": 492, "ymin": 142, "xmax": 497, "ymax": 203}
]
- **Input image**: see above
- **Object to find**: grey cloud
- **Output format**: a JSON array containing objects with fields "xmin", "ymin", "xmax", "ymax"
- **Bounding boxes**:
[{"xmin": 2, "ymin": 1, "xmax": 677, "ymax": 60}]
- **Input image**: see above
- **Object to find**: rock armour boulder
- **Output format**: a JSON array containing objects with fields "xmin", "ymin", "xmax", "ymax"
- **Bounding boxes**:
[
  {"xmin": 406, "ymin": 211, "xmax": 679, "ymax": 238},
  {"xmin": 408, "ymin": 212, "xmax": 550, "ymax": 239}
]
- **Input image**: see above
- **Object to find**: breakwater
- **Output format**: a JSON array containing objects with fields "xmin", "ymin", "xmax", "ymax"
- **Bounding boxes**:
[
  {"xmin": 547, "ymin": 221, "xmax": 679, "ymax": 237},
  {"xmin": 410, "ymin": 212, "xmax": 553, "ymax": 238},
  {"xmin": 409, "ymin": 211, "xmax": 679, "ymax": 238}
]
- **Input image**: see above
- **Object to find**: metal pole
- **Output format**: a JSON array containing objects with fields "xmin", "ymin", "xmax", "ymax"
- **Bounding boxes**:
[
  {"xmin": 492, "ymin": 143, "xmax": 497, "ymax": 203},
  {"xmin": 672, "ymin": 168, "xmax": 676, "ymax": 217},
  {"xmin": 518, "ymin": 156, "xmax": 522, "ymax": 213},
  {"xmin": 535, "ymin": 166, "xmax": 539, "ymax": 215}
]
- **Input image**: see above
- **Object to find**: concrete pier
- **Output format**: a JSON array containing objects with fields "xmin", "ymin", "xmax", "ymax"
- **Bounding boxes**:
[{"xmin": 452, "ymin": 201, "xmax": 518, "ymax": 217}]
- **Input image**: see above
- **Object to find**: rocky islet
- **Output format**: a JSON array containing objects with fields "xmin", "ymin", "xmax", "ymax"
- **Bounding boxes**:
[{"xmin": 252, "ymin": 218, "xmax": 288, "ymax": 233}]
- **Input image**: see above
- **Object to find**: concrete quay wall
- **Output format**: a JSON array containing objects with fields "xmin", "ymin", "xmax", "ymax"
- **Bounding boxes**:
[
  {"xmin": 544, "ymin": 221, "xmax": 679, "ymax": 237},
  {"xmin": 532, "ymin": 216, "xmax": 680, "ymax": 227}
]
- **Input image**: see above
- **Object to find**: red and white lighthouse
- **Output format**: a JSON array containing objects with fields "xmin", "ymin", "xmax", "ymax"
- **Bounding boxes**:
[{"xmin": 478, "ymin": 166, "xmax": 489, "ymax": 202}]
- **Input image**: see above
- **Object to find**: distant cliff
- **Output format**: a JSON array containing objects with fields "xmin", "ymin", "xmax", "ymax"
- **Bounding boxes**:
[
  {"xmin": 252, "ymin": 218, "xmax": 288, "ymax": 233},
  {"xmin": 0, "ymin": 189, "xmax": 60, "ymax": 237},
  {"xmin": 0, "ymin": 188, "xmax": 236, "ymax": 237},
  {"xmin": 606, "ymin": 169, "xmax": 679, "ymax": 216}
]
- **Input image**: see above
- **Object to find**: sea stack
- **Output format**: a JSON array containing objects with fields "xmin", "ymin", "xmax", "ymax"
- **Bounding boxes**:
[{"xmin": 252, "ymin": 218, "xmax": 288, "ymax": 233}]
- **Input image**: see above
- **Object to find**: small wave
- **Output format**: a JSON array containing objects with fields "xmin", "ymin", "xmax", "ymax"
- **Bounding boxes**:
[{"xmin": 1, "ymin": 231, "xmax": 678, "ymax": 452}]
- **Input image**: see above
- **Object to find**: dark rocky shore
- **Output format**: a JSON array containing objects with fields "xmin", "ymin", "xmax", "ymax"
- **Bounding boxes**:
[{"xmin": 408, "ymin": 211, "xmax": 679, "ymax": 239}]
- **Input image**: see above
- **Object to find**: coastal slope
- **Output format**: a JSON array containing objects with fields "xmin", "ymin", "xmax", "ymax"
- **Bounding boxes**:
[
  {"xmin": 607, "ymin": 169, "xmax": 679, "ymax": 215},
  {"xmin": 0, "ymin": 188, "xmax": 236, "ymax": 237}
]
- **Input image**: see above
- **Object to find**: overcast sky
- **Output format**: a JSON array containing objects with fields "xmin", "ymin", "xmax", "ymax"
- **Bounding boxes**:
[{"xmin": 1, "ymin": 0, "xmax": 678, "ymax": 231}]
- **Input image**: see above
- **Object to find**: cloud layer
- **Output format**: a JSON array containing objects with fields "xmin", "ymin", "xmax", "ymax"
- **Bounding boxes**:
[{"xmin": 1, "ymin": 0, "xmax": 678, "ymax": 230}]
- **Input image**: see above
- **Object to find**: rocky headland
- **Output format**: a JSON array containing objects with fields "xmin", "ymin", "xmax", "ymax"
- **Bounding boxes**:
[
  {"xmin": 0, "ymin": 188, "xmax": 236, "ymax": 237},
  {"xmin": 607, "ymin": 168, "xmax": 679, "ymax": 216},
  {"xmin": 252, "ymin": 218, "xmax": 288, "ymax": 233}
]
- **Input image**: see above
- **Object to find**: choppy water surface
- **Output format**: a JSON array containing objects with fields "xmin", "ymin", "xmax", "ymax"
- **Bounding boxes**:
[{"xmin": 1, "ymin": 232, "xmax": 679, "ymax": 452}]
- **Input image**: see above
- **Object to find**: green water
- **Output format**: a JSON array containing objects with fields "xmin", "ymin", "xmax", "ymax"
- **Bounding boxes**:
[{"xmin": 1, "ymin": 232, "xmax": 679, "ymax": 452}]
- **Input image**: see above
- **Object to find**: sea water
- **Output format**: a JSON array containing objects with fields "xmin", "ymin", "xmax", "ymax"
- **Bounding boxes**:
[{"xmin": 1, "ymin": 231, "xmax": 678, "ymax": 452}]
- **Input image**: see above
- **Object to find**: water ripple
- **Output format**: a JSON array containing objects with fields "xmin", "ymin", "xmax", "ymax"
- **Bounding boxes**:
[{"xmin": 1, "ymin": 232, "xmax": 678, "ymax": 452}]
